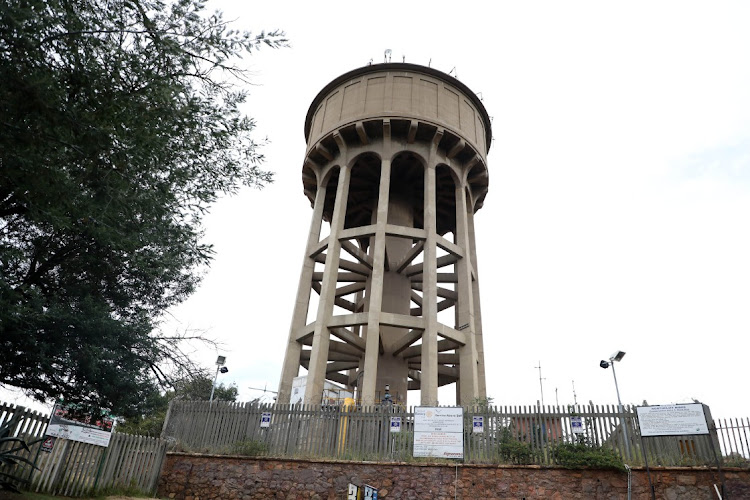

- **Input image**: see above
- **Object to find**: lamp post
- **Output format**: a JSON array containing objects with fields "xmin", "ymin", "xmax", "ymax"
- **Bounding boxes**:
[
  {"xmin": 209, "ymin": 355, "xmax": 228, "ymax": 405},
  {"xmin": 600, "ymin": 350, "xmax": 631, "ymax": 460}
]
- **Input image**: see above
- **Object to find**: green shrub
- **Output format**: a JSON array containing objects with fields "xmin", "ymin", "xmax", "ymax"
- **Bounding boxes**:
[
  {"xmin": 230, "ymin": 440, "xmax": 268, "ymax": 457},
  {"xmin": 551, "ymin": 442, "xmax": 625, "ymax": 471},
  {"xmin": 497, "ymin": 438, "xmax": 534, "ymax": 465}
]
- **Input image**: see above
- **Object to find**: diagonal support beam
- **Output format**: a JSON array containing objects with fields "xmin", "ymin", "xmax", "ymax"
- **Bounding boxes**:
[
  {"xmin": 341, "ymin": 240, "xmax": 373, "ymax": 269},
  {"xmin": 395, "ymin": 241, "xmax": 425, "ymax": 273},
  {"xmin": 391, "ymin": 329, "xmax": 424, "ymax": 357},
  {"xmin": 336, "ymin": 282, "xmax": 366, "ymax": 297},
  {"xmin": 330, "ymin": 327, "xmax": 366, "ymax": 351},
  {"xmin": 314, "ymin": 253, "xmax": 370, "ymax": 276}
]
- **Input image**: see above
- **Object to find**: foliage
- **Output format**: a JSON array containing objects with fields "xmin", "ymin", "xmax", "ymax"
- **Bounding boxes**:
[
  {"xmin": 0, "ymin": 414, "xmax": 39, "ymax": 493},
  {"xmin": 494, "ymin": 427, "xmax": 534, "ymax": 465},
  {"xmin": 229, "ymin": 439, "xmax": 267, "ymax": 457},
  {"xmin": 468, "ymin": 396, "xmax": 495, "ymax": 410},
  {"xmin": 0, "ymin": 0, "xmax": 286, "ymax": 417},
  {"xmin": 723, "ymin": 453, "xmax": 750, "ymax": 468},
  {"xmin": 116, "ymin": 371, "xmax": 238, "ymax": 435},
  {"xmin": 497, "ymin": 438, "xmax": 534, "ymax": 465},
  {"xmin": 551, "ymin": 442, "xmax": 625, "ymax": 471}
]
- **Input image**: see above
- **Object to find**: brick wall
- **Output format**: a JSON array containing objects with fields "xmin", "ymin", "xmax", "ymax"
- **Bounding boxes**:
[{"xmin": 158, "ymin": 453, "xmax": 750, "ymax": 500}]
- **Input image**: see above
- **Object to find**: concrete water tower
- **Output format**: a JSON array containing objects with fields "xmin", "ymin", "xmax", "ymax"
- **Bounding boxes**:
[{"xmin": 278, "ymin": 63, "xmax": 491, "ymax": 406}]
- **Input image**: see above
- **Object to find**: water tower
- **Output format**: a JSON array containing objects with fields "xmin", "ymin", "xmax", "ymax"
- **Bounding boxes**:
[{"xmin": 278, "ymin": 63, "xmax": 491, "ymax": 406}]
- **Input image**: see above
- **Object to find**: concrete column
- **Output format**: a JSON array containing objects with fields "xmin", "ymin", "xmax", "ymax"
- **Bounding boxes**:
[
  {"xmin": 467, "ymin": 204, "xmax": 487, "ymax": 398},
  {"xmin": 304, "ymin": 164, "xmax": 351, "ymax": 404},
  {"xmin": 420, "ymin": 159, "xmax": 439, "ymax": 405},
  {"xmin": 278, "ymin": 182, "xmax": 327, "ymax": 403},
  {"xmin": 360, "ymin": 154, "xmax": 391, "ymax": 405},
  {"xmin": 455, "ymin": 184, "xmax": 479, "ymax": 404}
]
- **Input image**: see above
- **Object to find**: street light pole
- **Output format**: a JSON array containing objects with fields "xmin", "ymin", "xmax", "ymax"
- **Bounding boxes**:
[
  {"xmin": 209, "ymin": 355, "xmax": 227, "ymax": 405},
  {"xmin": 601, "ymin": 350, "xmax": 631, "ymax": 460},
  {"xmin": 209, "ymin": 365, "xmax": 220, "ymax": 404}
]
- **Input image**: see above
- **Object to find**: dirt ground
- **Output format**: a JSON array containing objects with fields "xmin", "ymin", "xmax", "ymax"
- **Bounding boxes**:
[{"xmin": 0, "ymin": 493, "xmax": 160, "ymax": 500}]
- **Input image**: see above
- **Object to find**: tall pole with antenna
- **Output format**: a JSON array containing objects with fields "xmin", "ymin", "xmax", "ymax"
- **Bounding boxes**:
[{"xmin": 534, "ymin": 361, "xmax": 545, "ymax": 407}]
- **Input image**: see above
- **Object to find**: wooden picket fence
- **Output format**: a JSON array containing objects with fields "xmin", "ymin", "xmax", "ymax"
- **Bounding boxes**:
[
  {"xmin": 162, "ymin": 400, "xmax": 746, "ymax": 467},
  {"xmin": 0, "ymin": 403, "xmax": 166, "ymax": 496}
]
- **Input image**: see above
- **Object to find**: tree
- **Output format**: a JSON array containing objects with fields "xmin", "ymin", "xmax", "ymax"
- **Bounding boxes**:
[
  {"xmin": 0, "ymin": 0, "xmax": 286, "ymax": 417},
  {"xmin": 116, "ymin": 371, "xmax": 238, "ymax": 436}
]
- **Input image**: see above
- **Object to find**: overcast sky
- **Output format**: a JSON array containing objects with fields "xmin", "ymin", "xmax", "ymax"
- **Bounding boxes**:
[
  {"xmin": 164, "ymin": 0, "xmax": 750, "ymax": 417},
  {"xmin": 152, "ymin": 0, "xmax": 750, "ymax": 417},
  {"xmin": 6, "ymin": 1, "xmax": 749, "ymax": 418}
]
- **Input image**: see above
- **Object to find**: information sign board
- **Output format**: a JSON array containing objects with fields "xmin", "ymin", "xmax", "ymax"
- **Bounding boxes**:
[
  {"xmin": 348, "ymin": 483, "xmax": 378, "ymax": 500},
  {"xmin": 363, "ymin": 485, "xmax": 378, "ymax": 500},
  {"xmin": 472, "ymin": 416, "xmax": 484, "ymax": 434},
  {"xmin": 571, "ymin": 416, "xmax": 584, "ymax": 434},
  {"xmin": 45, "ymin": 403, "xmax": 114, "ymax": 447},
  {"xmin": 636, "ymin": 404, "xmax": 709, "ymax": 437},
  {"xmin": 413, "ymin": 406, "xmax": 464, "ymax": 459},
  {"xmin": 260, "ymin": 412, "xmax": 272, "ymax": 428},
  {"xmin": 390, "ymin": 416, "xmax": 401, "ymax": 433}
]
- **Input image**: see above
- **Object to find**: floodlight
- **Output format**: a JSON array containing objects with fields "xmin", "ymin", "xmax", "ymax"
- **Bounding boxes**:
[
  {"xmin": 220, "ymin": 367, "xmax": 228, "ymax": 374},
  {"xmin": 600, "ymin": 360, "xmax": 610, "ymax": 369},
  {"xmin": 610, "ymin": 351, "xmax": 626, "ymax": 362},
  {"xmin": 216, "ymin": 355, "xmax": 226, "ymax": 366}
]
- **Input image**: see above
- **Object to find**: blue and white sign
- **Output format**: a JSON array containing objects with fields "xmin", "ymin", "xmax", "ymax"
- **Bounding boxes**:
[
  {"xmin": 260, "ymin": 412, "xmax": 272, "ymax": 428},
  {"xmin": 363, "ymin": 484, "xmax": 378, "ymax": 500},
  {"xmin": 390, "ymin": 416, "xmax": 402, "ymax": 433},
  {"xmin": 571, "ymin": 416, "xmax": 584, "ymax": 434},
  {"xmin": 472, "ymin": 416, "xmax": 484, "ymax": 434}
]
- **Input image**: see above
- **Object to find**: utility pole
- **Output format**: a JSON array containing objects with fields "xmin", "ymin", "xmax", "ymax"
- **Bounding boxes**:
[{"xmin": 534, "ymin": 361, "xmax": 545, "ymax": 407}]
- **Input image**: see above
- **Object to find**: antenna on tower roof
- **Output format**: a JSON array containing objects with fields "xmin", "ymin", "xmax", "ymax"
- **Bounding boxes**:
[{"xmin": 384, "ymin": 49, "xmax": 392, "ymax": 63}]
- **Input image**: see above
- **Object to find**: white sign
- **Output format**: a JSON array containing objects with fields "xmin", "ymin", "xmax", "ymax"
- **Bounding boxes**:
[
  {"xmin": 347, "ymin": 484, "xmax": 358, "ymax": 500},
  {"xmin": 390, "ymin": 416, "xmax": 401, "ymax": 433},
  {"xmin": 472, "ymin": 416, "xmax": 484, "ymax": 434},
  {"xmin": 260, "ymin": 412, "xmax": 272, "ymax": 428},
  {"xmin": 571, "ymin": 416, "xmax": 584, "ymax": 434},
  {"xmin": 46, "ymin": 404, "xmax": 114, "ymax": 447},
  {"xmin": 413, "ymin": 406, "xmax": 464, "ymax": 459},
  {"xmin": 636, "ymin": 404, "xmax": 709, "ymax": 437}
]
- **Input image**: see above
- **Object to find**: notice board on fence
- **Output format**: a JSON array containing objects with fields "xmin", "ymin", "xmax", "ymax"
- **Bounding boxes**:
[
  {"xmin": 413, "ymin": 406, "xmax": 464, "ymax": 459},
  {"xmin": 636, "ymin": 404, "xmax": 709, "ymax": 437},
  {"xmin": 45, "ymin": 403, "xmax": 115, "ymax": 447}
]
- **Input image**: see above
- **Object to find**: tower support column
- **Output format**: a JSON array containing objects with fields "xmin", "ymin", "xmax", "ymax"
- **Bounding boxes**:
[
  {"xmin": 361, "ymin": 154, "xmax": 392, "ymax": 405},
  {"xmin": 305, "ymin": 163, "xmax": 351, "ymax": 404},
  {"xmin": 421, "ymin": 159, "xmax": 439, "ymax": 406},
  {"xmin": 278, "ymin": 181, "xmax": 327, "ymax": 404}
]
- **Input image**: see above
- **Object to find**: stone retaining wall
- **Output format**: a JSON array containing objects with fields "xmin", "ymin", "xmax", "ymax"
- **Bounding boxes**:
[{"xmin": 158, "ymin": 453, "xmax": 750, "ymax": 500}]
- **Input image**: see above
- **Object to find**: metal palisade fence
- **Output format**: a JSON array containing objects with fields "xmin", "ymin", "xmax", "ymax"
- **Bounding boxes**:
[
  {"xmin": 0, "ymin": 403, "xmax": 166, "ymax": 496},
  {"xmin": 162, "ymin": 400, "xmax": 750, "ymax": 466}
]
